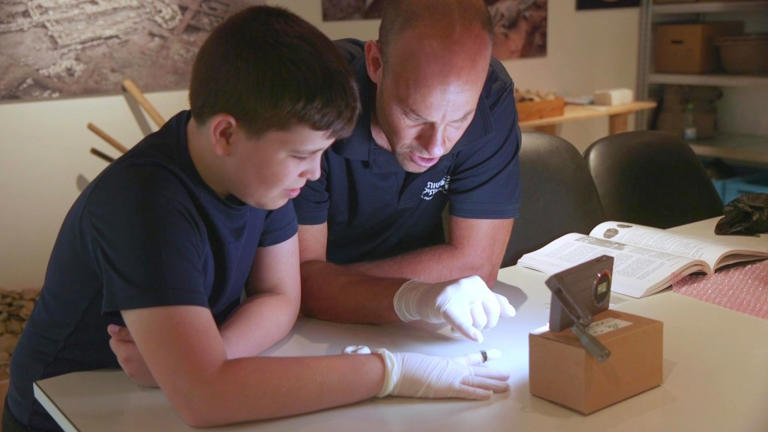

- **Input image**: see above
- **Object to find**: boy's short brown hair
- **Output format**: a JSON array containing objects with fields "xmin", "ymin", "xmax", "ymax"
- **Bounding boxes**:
[{"xmin": 190, "ymin": 6, "xmax": 359, "ymax": 139}]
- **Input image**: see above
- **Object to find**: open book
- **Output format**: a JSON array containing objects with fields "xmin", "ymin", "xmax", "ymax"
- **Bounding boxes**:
[{"xmin": 518, "ymin": 221, "xmax": 768, "ymax": 298}]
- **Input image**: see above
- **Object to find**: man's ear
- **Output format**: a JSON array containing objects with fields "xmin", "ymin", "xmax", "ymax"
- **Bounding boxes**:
[
  {"xmin": 208, "ymin": 114, "xmax": 237, "ymax": 156},
  {"xmin": 364, "ymin": 40, "xmax": 384, "ymax": 85}
]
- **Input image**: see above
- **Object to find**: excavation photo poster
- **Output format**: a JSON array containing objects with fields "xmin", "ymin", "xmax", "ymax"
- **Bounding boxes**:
[
  {"xmin": 322, "ymin": 0, "xmax": 548, "ymax": 61},
  {"xmin": 0, "ymin": 0, "xmax": 264, "ymax": 102}
]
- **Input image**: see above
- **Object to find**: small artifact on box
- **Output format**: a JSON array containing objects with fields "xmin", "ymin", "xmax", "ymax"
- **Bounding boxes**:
[{"xmin": 515, "ymin": 88, "xmax": 565, "ymax": 122}]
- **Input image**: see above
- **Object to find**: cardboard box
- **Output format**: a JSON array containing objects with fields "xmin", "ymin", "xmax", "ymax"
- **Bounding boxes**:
[
  {"xmin": 517, "ymin": 98, "xmax": 565, "ymax": 122},
  {"xmin": 529, "ymin": 310, "xmax": 663, "ymax": 414},
  {"xmin": 656, "ymin": 109, "xmax": 717, "ymax": 138},
  {"xmin": 717, "ymin": 34, "xmax": 768, "ymax": 74},
  {"xmin": 662, "ymin": 85, "xmax": 722, "ymax": 108},
  {"xmin": 593, "ymin": 88, "xmax": 634, "ymax": 106},
  {"xmin": 655, "ymin": 22, "xmax": 743, "ymax": 73}
]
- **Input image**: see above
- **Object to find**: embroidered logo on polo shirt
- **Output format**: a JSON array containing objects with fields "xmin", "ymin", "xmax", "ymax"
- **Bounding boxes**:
[{"xmin": 421, "ymin": 176, "xmax": 451, "ymax": 200}]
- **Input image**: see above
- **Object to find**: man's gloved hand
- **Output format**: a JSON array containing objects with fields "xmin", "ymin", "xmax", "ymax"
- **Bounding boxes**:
[
  {"xmin": 393, "ymin": 275, "xmax": 516, "ymax": 342},
  {"xmin": 344, "ymin": 345, "xmax": 510, "ymax": 400}
]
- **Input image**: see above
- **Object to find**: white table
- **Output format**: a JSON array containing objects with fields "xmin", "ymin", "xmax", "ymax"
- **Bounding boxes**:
[{"xmin": 35, "ymin": 219, "xmax": 768, "ymax": 431}]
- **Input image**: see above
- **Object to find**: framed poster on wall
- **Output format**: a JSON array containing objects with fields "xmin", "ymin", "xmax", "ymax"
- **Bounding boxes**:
[
  {"xmin": 322, "ymin": 0, "xmax": 384, "ymax": 20},
  {"xmin": 576, "ymin": 0, "xmax": 640, "ymax": 10},
  {"xmin": 0, "ymin": 1, "xmax": 264, "ymax": 102},
  {"xmin": 486, "ymin": 0, "xmax": 548, "ymax": 60},
  {"xmin": 322, "ymin": 0, "xmax": 549, "ymax": 61}
]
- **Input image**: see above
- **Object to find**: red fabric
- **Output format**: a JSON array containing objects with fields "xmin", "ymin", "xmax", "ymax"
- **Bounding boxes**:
[{"xmin": 673, "ymin": 260, "xmax": 768, "ymax": 319}]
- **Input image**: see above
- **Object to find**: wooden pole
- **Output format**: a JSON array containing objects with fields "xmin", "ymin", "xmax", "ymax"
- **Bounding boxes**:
[
  {"xmin": 89, "ymin": 147, "xmax": 115, "ymax": 163},
  {"xmin": 87, "ymin": 123, "xmax": 129, "ymax": 154},
  {"xmin": 121, "ymin": 79, "xmax": 165, "ymax": 128}
]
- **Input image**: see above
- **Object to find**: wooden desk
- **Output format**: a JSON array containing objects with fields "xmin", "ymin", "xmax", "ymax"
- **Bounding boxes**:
[
  {"xmin": 519, "ymin": 101, "xmax": 657, "ymax": 135},
  {"xmin": 34, "ymin": 219, "xmax": 768, "ymax": 432}
]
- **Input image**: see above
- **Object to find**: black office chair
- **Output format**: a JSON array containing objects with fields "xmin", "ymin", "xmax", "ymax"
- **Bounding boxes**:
[
  {"xmin": 502, "ymin": 132, "xmax": 606, "ymax": 267},
  {"xmin": 584, "ymin": 130, "xmax": 723, "ymax": 229}
]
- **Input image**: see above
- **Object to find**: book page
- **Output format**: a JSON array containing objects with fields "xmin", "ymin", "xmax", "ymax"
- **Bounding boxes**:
[
  {"xmin": 518, "ymin": 233, "xmax": 708, "ymax": 297},
  {"xmin": 589, "ymin": 221, "xmax": 731, "ymax": 271}
]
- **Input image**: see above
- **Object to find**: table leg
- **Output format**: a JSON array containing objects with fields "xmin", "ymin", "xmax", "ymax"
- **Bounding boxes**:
[{"xmin": 609, "ymin": 113, "xmax": 629, "ymax": 135}]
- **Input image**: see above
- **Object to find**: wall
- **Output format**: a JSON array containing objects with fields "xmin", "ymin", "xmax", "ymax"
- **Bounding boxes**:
[{"xmin": 0, "ymin": 1, "xmax": 642, "ymax": 287}]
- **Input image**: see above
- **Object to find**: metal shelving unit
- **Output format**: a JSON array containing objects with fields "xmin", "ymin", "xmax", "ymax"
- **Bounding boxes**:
[
  {"xmin": 648, "ymin": 73, "xmax": 768, "ymax": 87},
  {"xmin": 690, "ymin": 133, "xmax": 768, "ymax": 167},
  {"xmin": 636, "ymin": 0, "xmax": 768, "ymax": 167},
  {"xmin": 652, "ymin": 1, "xmax": 768, "ymax": 14}
]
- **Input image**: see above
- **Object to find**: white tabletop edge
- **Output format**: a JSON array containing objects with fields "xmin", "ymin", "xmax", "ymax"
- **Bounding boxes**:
[{"xmin": 33, "ymin": 381, "xmax": 79, "ymax": 432}]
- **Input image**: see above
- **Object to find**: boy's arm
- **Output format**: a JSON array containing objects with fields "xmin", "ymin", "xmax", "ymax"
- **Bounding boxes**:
[
  {"xmin": 219, "ymin": 233, "xmax": 301, "ymax": 358},
  {"xmin": 110, "ymin": 234, "xmax": 302, "ymax": 384},
  {"xmin": 122, "ymin": 303, "xmax": 510, "ymax": 427},
  {"xmin": 298, "ymin": 217, "xmax": 514, "ymax": 329},
  {"xmin": 120, "ymin": 304, "xmax": 384, "ymax": 427}
]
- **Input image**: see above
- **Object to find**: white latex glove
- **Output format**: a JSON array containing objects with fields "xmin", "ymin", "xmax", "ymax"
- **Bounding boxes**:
[
  {"xmin": 343, "ymin": 346, "xmax": 510, "ymax": 399},
  {"xmin": 393, "ymin": 275, "xmax": 516, "ymax": 342}
]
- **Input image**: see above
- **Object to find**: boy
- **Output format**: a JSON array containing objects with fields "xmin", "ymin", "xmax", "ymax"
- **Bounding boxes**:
[{"xmin": 6, "ymin": 6, "xmax": 509, "ymax": 431}]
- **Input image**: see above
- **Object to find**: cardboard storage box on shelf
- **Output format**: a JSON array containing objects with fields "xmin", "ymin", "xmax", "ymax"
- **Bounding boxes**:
[
  {"xmin": 656, "ymin": 85, "xmax": 721, "ymax": 138},
  {"xmin": 716, "ymin": 34, "xmax": 768, "ymax": 74},
  {"xmin": 516, "ymin": 98, "xmax": 565, "ymax": 122},
  {"xmin": 655, "ymin": 22, "xmax": 743, "ymax": 73},
  {"xmin": 529, "ymin": 310, "xmax": 663, "ymax": 415},
  {"xmin": 662, "ymin": 85, "xmax": 722, "ymax": 107},
  {"xmin": 656, "ymin": 110, "xmax": 716, "ymax": 138}
]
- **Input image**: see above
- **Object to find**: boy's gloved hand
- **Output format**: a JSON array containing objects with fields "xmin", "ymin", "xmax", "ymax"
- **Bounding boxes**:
[
  {"xmin": 344, "ymin": 345, "xmax": 510, "ymax": 400},
  {"xmin": 393, "ymin": 275, "xmax": 516, "ymax": 342}
]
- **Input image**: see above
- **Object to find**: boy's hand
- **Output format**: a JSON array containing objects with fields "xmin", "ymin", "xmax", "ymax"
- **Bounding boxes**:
[
  {"xmin": 393, "ymin": 275, "xmax": 516, "ymax": 342},
  {"xmin": 344, "ymin": 345, "xmax": 510, "ymax": 399},
  {"xmin": 107, "ymin": 324, "xmax": 158, "ymax": 388}
]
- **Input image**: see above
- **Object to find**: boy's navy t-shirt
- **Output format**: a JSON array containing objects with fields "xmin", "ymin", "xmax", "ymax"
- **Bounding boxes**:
[
  {"xmin": 8, "ymin": 111, "xmax": 297, "ymax": 431},
  {"xmin": 293, "ymin": 39, "xmax": 521, "ymax": 264}
]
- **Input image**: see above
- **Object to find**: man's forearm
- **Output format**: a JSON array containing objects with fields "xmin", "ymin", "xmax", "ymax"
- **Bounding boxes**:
[
  {"xmin": 348, "ymin": 242, "xmax": 500, "ymax": 287},
  {"xmin": 300, "ymin": 260, "xmax": 406, "ymax": 324}
]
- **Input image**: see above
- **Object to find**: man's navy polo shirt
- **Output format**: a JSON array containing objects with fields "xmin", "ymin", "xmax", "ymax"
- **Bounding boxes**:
[{"xmin": 293, "ymin": 39, "xmax": 521, "ymax": 264}]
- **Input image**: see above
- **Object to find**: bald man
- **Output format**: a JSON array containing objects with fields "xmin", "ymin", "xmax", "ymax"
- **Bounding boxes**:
[{"xmin": 294, "ymin": 0, "xmax": 521, "ymax": 342}]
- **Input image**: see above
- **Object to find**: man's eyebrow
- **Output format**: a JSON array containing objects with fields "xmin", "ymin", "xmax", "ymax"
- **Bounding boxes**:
[
  {"xmin": 403, "ymin": 106, "xmax": 429, "ymax": 122},
  {"xmin": 451, "ymin": 109, "xmax": 474, "ymax": 123},
  {"xmin": 404, "ymin": 107, "xmax": 474, "ymax": 123}
]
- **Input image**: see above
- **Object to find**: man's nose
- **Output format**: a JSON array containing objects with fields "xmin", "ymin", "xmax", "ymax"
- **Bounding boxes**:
[{"xmin": 417, "ymin": 124, "xmax": 444, "ymax": 158}]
